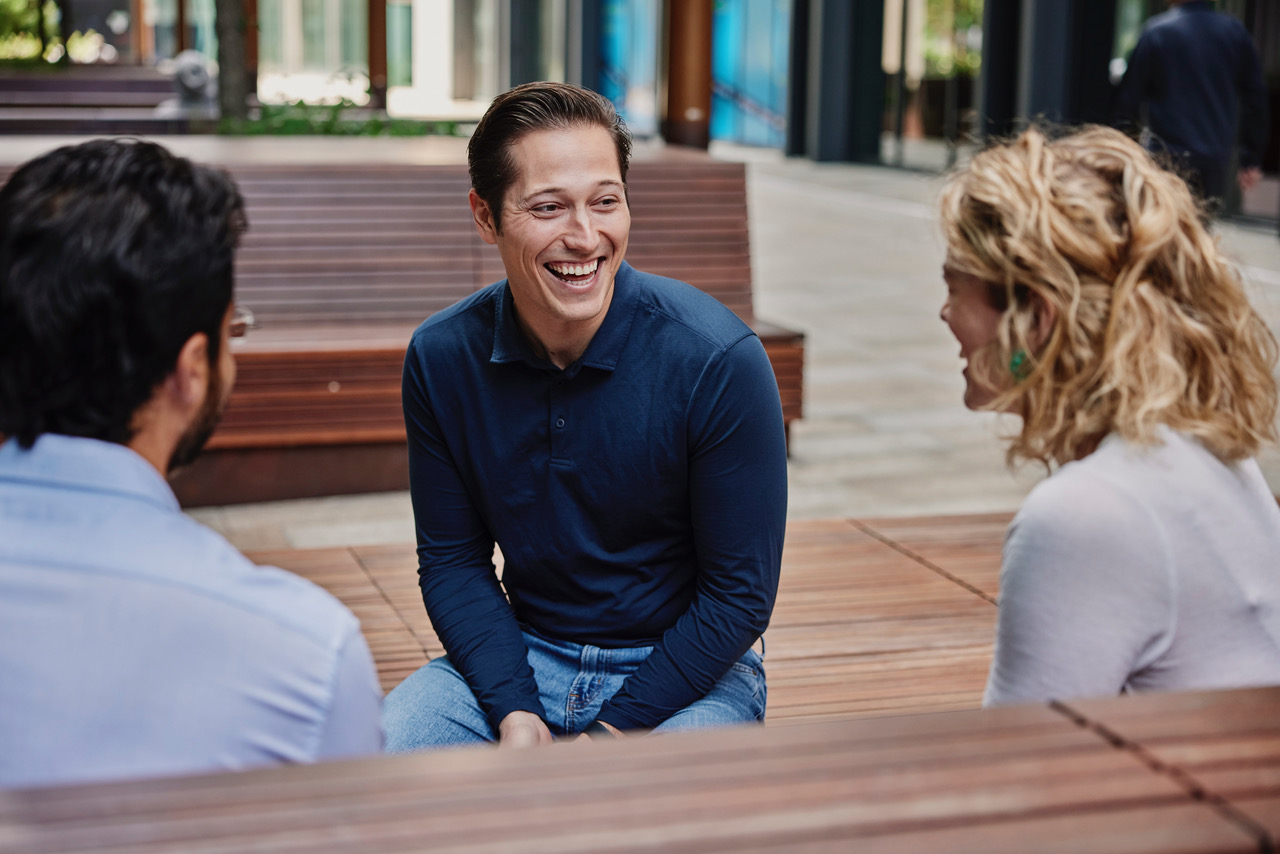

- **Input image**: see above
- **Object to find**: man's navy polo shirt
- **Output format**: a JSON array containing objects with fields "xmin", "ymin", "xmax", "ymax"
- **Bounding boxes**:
[{"xmin": 402, "ymin": 261, "xmax": 788, "ymax": 730}]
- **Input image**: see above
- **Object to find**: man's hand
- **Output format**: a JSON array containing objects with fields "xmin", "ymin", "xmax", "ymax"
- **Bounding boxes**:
[
  {"xmin": 497, "ymin": 711, "xmax": 553, "ymax": 748},
  {"xmin": 1239, "ymin": 167, "xmax": 1262, "ymax": 194}
]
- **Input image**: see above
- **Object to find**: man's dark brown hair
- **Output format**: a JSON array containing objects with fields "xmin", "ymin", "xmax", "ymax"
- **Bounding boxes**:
[{"xmin": 467, "ymin": 81, "xmax": 632, "ymax": 232}]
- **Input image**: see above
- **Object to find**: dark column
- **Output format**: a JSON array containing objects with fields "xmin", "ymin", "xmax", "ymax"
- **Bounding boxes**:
[
  {"xmin": 568, "ymin": 0, "xmax": 602, "ymax": 93},
  {"xmin": 507, "ymin": 0, "xmax": 542, "ymax": 87},
  {"xmin": 783, "ymin": 0, "xmax": 810, "ymax": 156},
  {"xmin": 803, "ymin": 0, "xmax": 884, "ymax": 163},
  {"xmin": 176, "ymin": 0, "xmax": 188, "ymax": 53},
  {"xmin": 979, "ymin": 0, "xmax": 1020, "ymax": 139},
  {"xmin": 1015, "ymin": 0, "xmax": 1117, "ymax": 126},
  {"xmin": 662, "ymin": 0, "xmax": 713, "ymax": 148},
  {"xmin": 367, "ymin": 0, "xmax": 387, "ymax": 108},
  {"xmin": 1066, "ymin": 0, "xmax": 1117, "ymax": 125},
  {"xmin": 244, "ymin": 0, "xmax": 258, "ymax": 100}
]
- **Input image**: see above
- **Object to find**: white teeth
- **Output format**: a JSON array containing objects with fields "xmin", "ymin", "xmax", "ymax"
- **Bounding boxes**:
[{"xmin": 549, "ymin": 259, "xmax": 599, "ymax": 277}]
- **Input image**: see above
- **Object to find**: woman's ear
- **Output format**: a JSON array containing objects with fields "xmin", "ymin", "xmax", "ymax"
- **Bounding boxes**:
[{"xmin": 1028, "ymin": 292, "xmax": 1057, "ymax": 351}]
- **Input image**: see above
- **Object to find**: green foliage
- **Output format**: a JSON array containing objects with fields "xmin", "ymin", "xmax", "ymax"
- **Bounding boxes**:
[
  {"xmin": 0, "ymin": 0, "xmax": 39, "ymax": 38},
  {"xmin": 923, "ymin": 0, "xmax": 983, "ymax": 79},
  {"xmin": 220, "ymin": 100, "xmax": 462, "ymax": 137}
]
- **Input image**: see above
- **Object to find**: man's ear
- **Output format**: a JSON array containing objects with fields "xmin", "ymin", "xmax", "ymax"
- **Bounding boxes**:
[
  {"xmin": 469, "ymin": 189, "xmax": 499, "ymax": 246},
  {"xmin": 164, "ymin": 332, "xmax": 211, "ymax": 411}
]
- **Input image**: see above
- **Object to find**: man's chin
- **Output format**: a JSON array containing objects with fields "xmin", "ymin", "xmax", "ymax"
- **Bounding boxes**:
[
  {"xmin": 166, "ymin": 381, "xmax": 229, "ymax": 475},
  {"xmin": 166, "ymin": 419, "xmax": 219, "ymax": 475}
]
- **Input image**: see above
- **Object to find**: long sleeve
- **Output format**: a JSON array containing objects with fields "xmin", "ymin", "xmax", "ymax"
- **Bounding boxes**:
[
  {"xmin": 595, "ymin": 335, "xmax": 788, "ymax": 730},
  {"xmin": 402, "ymin": 339, "xmax": 544, "ymax": 730},
  {"xmin": 314, "ymin": 623, "xmax": 385, "ymax": 758},
  {"xmin": 1235, "ymin": 33, "xmax": 1268, "ymax": 169},
  {"xmin": 984, "ymin": 471, "xmax": 1175, "ymax": 707}
]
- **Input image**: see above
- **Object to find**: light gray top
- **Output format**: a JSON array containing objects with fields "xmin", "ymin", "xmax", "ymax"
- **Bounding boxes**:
[
  {"xmin": 985, "ymin": 426, "xmax": 1280, "ymax": 706},
  {"xmin": 0, "ymin": 435, "xmax": 384, "ymax": 788}
]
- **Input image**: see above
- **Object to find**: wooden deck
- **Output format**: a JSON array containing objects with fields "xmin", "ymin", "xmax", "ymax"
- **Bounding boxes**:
[
  {"xmin": 7, "ymin": 513, "xmax": 1280, "ymax": 851},
  {"xmin": 244, "ymin": 513, "xmax": 1013, "ymax": 721}
]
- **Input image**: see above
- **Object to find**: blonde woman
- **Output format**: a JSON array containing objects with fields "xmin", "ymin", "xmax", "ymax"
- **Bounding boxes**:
[{"xmin": 939, "ymin": 126, "xmax": 1280, "ymax": 706}]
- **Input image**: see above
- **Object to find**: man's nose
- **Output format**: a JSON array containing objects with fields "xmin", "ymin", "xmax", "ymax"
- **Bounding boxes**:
[{"xmin": 562, "ymin": 208, "xmax": 597, "ymax": 250}]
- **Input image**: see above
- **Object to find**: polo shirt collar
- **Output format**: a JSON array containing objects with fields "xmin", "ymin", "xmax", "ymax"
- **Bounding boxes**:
[
  {"xmin": 490, "ymin": 261, "xmax": 640, "ymax": 374},
  {"xmin": 0, "ymin": 434, "xmax": 181, "ymax": 513}
]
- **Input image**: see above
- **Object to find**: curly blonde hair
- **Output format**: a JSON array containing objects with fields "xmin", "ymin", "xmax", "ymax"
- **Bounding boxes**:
[{"xmin": 940, "ymin": 126, "xmax": 1278, "ymax": 467}]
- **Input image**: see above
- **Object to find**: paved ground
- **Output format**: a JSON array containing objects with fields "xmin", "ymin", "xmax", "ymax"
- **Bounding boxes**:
[{"xmin": 12, "ymin": 137, "xmax": 1267, "ymax": 550}]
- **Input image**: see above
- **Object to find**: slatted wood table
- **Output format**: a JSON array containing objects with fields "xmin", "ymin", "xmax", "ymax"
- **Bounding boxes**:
[
  {"xmin": 4, "ymin": 689, "xmax": 1277, "ymax": 852},
  {"xmin": 5, "ymin": 514, "xmax": 1280, "ymax": 851}
]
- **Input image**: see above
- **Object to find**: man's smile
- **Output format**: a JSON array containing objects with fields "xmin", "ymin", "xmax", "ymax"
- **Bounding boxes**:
[{"xmin": 545, "ymin": 257, "xmax": 602, "ymax": 285}]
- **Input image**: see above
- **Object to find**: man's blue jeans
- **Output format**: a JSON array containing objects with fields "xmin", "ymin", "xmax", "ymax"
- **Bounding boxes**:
[{"xmin": 383, "ymin": 630, "xmax": 766, "ymax": 752}]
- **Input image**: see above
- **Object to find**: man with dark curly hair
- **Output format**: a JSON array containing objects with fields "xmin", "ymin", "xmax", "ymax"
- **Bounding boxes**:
[{"xmin": 0, "ymin": 139, "xmax": 383, "ymax": 787}]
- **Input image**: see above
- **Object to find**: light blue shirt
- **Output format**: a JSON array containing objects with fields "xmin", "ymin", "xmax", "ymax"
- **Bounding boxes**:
[{"xmin": 0, "ymin": 435, "xmax": 383, "ymax": 788}]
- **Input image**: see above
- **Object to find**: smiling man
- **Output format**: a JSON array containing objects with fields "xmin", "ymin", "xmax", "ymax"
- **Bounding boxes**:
[{"xmin": 384, "ymin": 82, "xmax": 788, "ymax": 749}]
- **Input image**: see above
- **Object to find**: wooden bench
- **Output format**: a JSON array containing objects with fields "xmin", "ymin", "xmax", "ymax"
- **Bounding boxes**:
[
  {"xmin": 166, "ymin": 148, "xmax": 804, "ymax": 506},
  {"xmin": 0, "ymin": 65, "xmax": 190, "ymax": 135},
  {"xmin": 9, "ymin": 513, "xmax": 1279, "ymax": 851}
]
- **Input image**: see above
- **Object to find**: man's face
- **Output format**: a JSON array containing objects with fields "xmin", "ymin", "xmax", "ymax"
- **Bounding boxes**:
[
  {"xmin": 168, "ymin": 305, "xmax": 237, "ymax": 472},
  {"xmin": 475, "ymin": 125, "xmax": 631, "ymax": 352}
]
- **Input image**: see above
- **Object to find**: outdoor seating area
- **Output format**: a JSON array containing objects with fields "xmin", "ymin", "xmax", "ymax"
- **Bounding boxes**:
[
  {"xmin": 6, "ymin": 514, "xmax": 1280, "ymax": 852},
  {"xmin": 4, "ymin": 47, "xmax": 1280, "ymax": 846},
  {"xmin": 100, "ymin": 149, "xmax": 806, "ymax": 506}
]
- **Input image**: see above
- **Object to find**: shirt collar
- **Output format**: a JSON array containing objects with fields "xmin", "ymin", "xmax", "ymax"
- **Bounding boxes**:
[
  {"xmin": 490, "ymin": 261, "xmax": 640, "ymax": 375},
  {"xmin": 0, "ymin": 434, "xmax": 181, "ymax": 513}
]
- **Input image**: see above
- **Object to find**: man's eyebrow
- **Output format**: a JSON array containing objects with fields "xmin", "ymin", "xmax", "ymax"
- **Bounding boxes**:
[{"xmin": 519, "ymin": 179, "xmax": 625, "ymax": 203}]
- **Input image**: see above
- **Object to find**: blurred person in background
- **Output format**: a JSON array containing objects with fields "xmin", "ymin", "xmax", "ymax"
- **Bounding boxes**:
[
  {"xmin": 0, "ymin": 139, "xmax": 382, "ymax": 787},
  {"xmin": 1114, "ymin": 0, "xmax": 1268, "ymax": 207},
  {"xmin": 939, "ymin": 126, "xmax": 1280, "ymax": 706}
]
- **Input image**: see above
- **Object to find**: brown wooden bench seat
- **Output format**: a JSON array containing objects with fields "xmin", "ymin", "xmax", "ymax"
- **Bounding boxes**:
[
  {"xmin": 0, "ymin": 149, "xmax": 805, "ymax": 506},
  {"xmin": 171, "ymin": 150, "xmax": 804, "ymax": 506}
]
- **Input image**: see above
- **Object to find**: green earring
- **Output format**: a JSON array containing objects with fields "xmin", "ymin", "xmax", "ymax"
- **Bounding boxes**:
[{"xmin": 1009, "ymin": 349, "xmax": 1030, "ymax": 380}]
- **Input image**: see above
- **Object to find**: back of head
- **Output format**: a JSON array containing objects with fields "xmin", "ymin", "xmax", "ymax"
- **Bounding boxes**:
[
  {"xmin": 468, "ymin": 81, "xmax": 632, "ymax": 232},
  {"xmin": 0, "ymin": 139, "xmax": 245, "ymax": 449},
  {"xmin": 940, "ymin": 125, "xmax": 1278, "ymax": 465}
]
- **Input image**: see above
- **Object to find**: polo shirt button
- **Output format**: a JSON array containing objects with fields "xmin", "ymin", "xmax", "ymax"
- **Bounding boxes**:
[{"xmin": 555, "ymin": 418, "xmax": 566, "ymax": 429}]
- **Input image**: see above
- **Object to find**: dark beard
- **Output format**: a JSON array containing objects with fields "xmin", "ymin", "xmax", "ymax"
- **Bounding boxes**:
[{"xmin": 167, "ymin": 366, "xmax": 226, "ymax": 473}]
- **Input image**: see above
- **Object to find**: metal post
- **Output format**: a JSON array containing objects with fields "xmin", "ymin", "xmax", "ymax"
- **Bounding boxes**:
[
  {"xmin": 893, "ymin": 0, "xmax": 909, "ymax": 166},
  {"xmin": 366, "ymin": 0, "xmax": 387, "ymax": 107}
]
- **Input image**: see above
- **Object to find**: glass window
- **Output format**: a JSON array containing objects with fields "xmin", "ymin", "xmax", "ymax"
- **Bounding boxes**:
[
  {"xmin": 301, "ymin": 0, "xmax": 327, "ymax": 69},
  {"xmin": 340, "ymin": 0, "xmax": 366, "ymax": 67},
  {"xmin": 386, "ymin": 0, "xmax": 411, "ymax": 86},
  {"xmin": 258, "ymin": 0, "xmax": 284, "ymax": 68}
]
